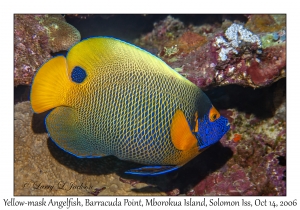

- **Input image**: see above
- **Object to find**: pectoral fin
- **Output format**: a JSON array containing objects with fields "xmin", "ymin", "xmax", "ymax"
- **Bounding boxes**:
[{"xmin": 170, "ymin": 110, "xmax": 197, "ymax": 151}]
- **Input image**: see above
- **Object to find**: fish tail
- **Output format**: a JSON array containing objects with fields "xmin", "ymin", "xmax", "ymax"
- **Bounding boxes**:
[{"xmin": 30, "ymin": 56, "xmax": 71, "ymax": 113}]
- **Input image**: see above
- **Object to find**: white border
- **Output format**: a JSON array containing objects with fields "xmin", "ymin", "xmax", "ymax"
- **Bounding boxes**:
[{"xmin": 2, "ymin": 0, "xmax": 299, "ymax": 209}]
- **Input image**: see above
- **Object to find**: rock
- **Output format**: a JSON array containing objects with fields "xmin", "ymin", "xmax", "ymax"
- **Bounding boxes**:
[{"xmin": 14, "ymin": 101, "xmax": 165, "ymax": 196}]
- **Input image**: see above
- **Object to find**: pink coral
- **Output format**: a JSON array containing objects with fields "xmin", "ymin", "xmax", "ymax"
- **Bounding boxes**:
[
  {"xmin": 14, "ymin": 14, "xmax": 51, "ymax": 86},
  {"xmin": 135, "ymin": 15, "xmax": 286, "ymax": 89},
  {"xmin": 14, "ymin": 14, "xmax": 81, "ymax": 86}
]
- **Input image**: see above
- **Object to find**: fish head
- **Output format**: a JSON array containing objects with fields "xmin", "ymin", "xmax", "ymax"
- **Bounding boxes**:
[{"xmin": 193, "ymin": 106, "xmax": 230, "ymax": 150}]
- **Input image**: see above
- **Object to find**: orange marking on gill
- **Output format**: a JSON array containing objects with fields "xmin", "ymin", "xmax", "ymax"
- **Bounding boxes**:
[
  {"xmin": 170, "ymin": 110, "xmax": 198, "ymax": 151},
  {"xmin": 233, "ymin": 133, "xmax": 242, "ymax": 142},
  {"xmin": 209, "ymin": 106, "xmax": 220, "ymax": 122},
  {"xmin": 193, "ymin": 111, "xmax": 199, "ymax": 132}
]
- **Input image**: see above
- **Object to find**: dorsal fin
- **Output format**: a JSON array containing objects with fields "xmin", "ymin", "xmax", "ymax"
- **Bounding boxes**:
[
  {"xmin": 170, "ymin": 110, "xmax": 197, "ymax": 151},
  {"xmin": 66, "ymin": 37, "xmax": 191, "ymax": 84}
]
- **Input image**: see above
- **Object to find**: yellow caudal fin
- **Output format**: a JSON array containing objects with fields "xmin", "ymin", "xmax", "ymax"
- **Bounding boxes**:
[
  {"xmin": 30, "ymin": 56, "xmax": 71, "ymax": 113},
  {"xmin": 170, "ymin": 110, "xmax": 198, "ymax": 151}
]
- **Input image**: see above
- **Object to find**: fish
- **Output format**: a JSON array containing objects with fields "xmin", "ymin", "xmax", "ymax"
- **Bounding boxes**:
[{"xmin": 30, "ymin": 37, "xmax": 230, "ymax": 175}]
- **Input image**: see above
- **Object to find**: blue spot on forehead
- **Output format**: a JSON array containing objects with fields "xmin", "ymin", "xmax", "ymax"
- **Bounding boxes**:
[{"xmin": 71, "ymin": 66, "xmax": 87, "ymax": 83}]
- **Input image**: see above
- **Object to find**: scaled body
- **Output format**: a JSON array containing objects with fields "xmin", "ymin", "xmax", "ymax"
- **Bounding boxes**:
[{"xmin": 31, "ymin": 37, "xmax": 230, "ymax": 175}]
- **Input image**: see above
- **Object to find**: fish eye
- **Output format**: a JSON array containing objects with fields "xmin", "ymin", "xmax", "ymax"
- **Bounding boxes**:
[
  {"xmin": 209, "ymin": 106, "xmax": 220, "ymax": 122},
  {"xmin": 71, "ymin": 66, "xmax": 87, "ymax": 83},
  {"xmin": 212, "ymin": 114, "xmax": 217, "ymax": 120}
]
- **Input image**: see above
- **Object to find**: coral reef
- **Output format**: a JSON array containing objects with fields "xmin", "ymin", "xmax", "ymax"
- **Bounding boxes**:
[
  {"xmin": 134, "ymin": 15, "xmax": 286, "ymax": 89},
  {"xmin": 244, "ymin": 14, "xmax": 286, "ymax": 33},
  {"xmin": 187, "ymin": 164, "xmax": 257, "ymax": 195},
  {"xmin": 14, "ymin": 14, "xmax": 81, "ymax": 86},
  {"xmin": 186, "ymin": 79, "xmax": 286, "ymax": 196},
  {"xmin": 14, "ymin": 15, "xmax": 51, "ymax": 86},
  {"xmin": 37, "ymin": 15, "xmax": 81, "ymax": 53}
]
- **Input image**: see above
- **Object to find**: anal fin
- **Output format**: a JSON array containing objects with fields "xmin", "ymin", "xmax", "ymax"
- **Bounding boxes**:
[
  {"xmin": 125, "ymin": 165, "xmax": 180, "ymax": 176},
  {"xmin": 46, "ymin": 106, "xmax": 106, "ymax": 158}
]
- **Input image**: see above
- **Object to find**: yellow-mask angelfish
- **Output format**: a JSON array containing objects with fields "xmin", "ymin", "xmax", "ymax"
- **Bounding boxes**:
[{"xmin": 30, "ymin": 37, "xmax": 230, "ymax": 175}]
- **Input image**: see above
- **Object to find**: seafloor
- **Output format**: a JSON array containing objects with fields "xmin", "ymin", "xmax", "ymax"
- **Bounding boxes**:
[{"xmin": 14, "ymin": 14, "xmax": 286, "ymax": 196}]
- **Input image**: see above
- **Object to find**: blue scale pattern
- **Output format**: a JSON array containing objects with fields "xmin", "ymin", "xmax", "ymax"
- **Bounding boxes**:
[{"xmin": 194, "ymin": 114, "xmax": 230, "ymax": 149}]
